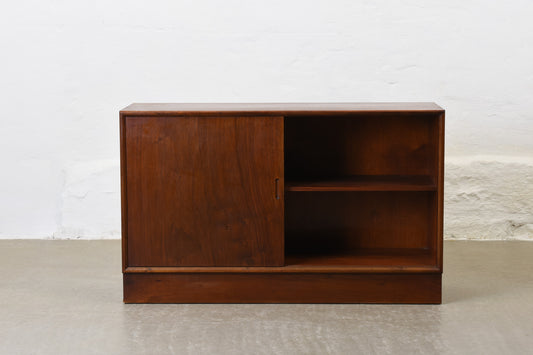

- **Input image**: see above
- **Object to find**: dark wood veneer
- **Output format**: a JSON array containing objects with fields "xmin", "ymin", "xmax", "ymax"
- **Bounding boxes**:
[
  {"xmin": 124, "ymin": 273, "xmax": 442, "ymax": 304},
  {"xmin": 124, "ymin": 116, "xmax": 284, "ymax": 267},
  {"xmin": 120, "ymin": 103, "xmax": 444, "ymax": 303}
]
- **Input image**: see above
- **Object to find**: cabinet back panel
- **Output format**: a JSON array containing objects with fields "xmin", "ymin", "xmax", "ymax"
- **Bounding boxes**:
[
  {"xmin": 285, "ymin": 191, "xmax": 433, "ymax": 253},
  {"xmin": 124, "ymin": 116, "xmax": 284, "ymax": 267},
  {"xmin": 285, "ymin": 113, "xmax": 438, "ymax": 178}
]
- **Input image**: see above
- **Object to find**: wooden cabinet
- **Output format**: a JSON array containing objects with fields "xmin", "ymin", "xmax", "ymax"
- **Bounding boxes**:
[{"xmin": 120, "ymin": 103, "xmax": 444, "ymax": 304}]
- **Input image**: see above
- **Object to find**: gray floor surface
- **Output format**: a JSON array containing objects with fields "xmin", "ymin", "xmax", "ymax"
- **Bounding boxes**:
[{"xmin": 1, "ymin": 240, "xmax": 532, "ymax": 354}]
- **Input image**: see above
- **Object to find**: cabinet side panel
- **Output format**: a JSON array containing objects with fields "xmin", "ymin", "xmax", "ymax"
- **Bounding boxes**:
[
  {"xmin": 125, "ymin": 116, "xmax": 284, "ymax": 267},
  {"xmin": 120, "ymin": 113, "xmax": 128, "ymax": 272},
  {"xmin": 437, "ymin": 113, "xmax": 445, "ymax": 271}
]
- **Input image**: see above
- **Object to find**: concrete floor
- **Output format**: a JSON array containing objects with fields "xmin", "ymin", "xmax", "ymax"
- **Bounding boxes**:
[{"xmin": 1, "ymin": 241, "xmax": 532, "ymax": 354}]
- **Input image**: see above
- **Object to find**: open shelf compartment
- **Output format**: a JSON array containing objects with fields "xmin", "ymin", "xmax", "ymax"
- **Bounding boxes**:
[
  {"xmin": 284, "ymin": 113, "xmax": 441, "ymax": 271},
  {"xmin": 285, "ymin": 248, "xmax": 435, "ymax": 270},
  {"xmin": 284, "ymin": 190, "xmax": 438, "ymax": 269}
]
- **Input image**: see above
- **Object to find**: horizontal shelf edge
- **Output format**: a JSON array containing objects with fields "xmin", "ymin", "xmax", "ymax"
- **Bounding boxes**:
[
  {"xmin": 285, "ymin": 185, "xmax": 437, "ymax": 192},
  {"xmin": 125, "ymin": 265, "xmax": 441, "ymax": 274},
  {"xmin": 285, "ymin": 176, "xmax": 437, "ymax": 192}
]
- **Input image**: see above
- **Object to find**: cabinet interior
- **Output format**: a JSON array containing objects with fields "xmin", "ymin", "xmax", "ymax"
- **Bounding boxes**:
[{"xmin": 284, "ymin": 113, "xmax": 440, "ymax": 267}]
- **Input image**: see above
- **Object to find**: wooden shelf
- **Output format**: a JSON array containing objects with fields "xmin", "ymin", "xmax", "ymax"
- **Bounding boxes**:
[
  {"xmin": 285, "ymin": 175, "xmax": 436, "ymax": 192},
  {"xmin": 125, "ymin": 249, "xmax": 436, "ymax": 274},
  {"xmin": 286, "ymin": 248, "xmax": 434, "ymax": 268}
]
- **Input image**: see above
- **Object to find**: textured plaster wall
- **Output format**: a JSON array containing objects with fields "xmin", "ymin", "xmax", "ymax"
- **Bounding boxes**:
[
  {"xmin": 1, "ymin": 0, "xmax": 532, "ymax": 239},
  {"xmin": 445, "ymin": 157, "xmax": 533, "ymax": 240}
]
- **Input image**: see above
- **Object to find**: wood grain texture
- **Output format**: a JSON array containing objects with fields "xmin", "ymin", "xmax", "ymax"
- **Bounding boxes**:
[
  {"xmin": 284, "ymin": 113, "xmax": 438, "ymax": 179},
  {"xmin": 121, "ymin": 103, "xmax": 444, "ymax": 117},
  {"xmin": 285, "ymin": 191, "xmax": 433, "ymax": 252},
  {"xmin": 124, "ymin": 116, "xmax": 284, "ymax": 267},
  {"xmin": 124, "ymin": 273, "xmax": 442, "ymax": 304}
]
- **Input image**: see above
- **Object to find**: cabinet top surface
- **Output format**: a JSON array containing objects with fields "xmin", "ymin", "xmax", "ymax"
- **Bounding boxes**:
[{"xmin": 121, "ymin": 102, "xmax": 444, "ymax": 115}]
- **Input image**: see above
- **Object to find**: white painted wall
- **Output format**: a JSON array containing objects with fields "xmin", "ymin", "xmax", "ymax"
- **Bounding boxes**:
[{"xmin": 1, "ymin": 0, "xmax": 532, "ymax": 239}]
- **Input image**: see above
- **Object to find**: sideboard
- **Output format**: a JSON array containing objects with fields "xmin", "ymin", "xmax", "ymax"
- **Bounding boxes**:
[{"xmin": 120, "ymin": 103, "xmax": 444, "ymax": 303}]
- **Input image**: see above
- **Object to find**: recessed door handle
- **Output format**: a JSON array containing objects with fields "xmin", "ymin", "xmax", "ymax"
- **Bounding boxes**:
[{"xmin": 275, "ymin": 178, "xmax": 280, "ymax": 200}]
